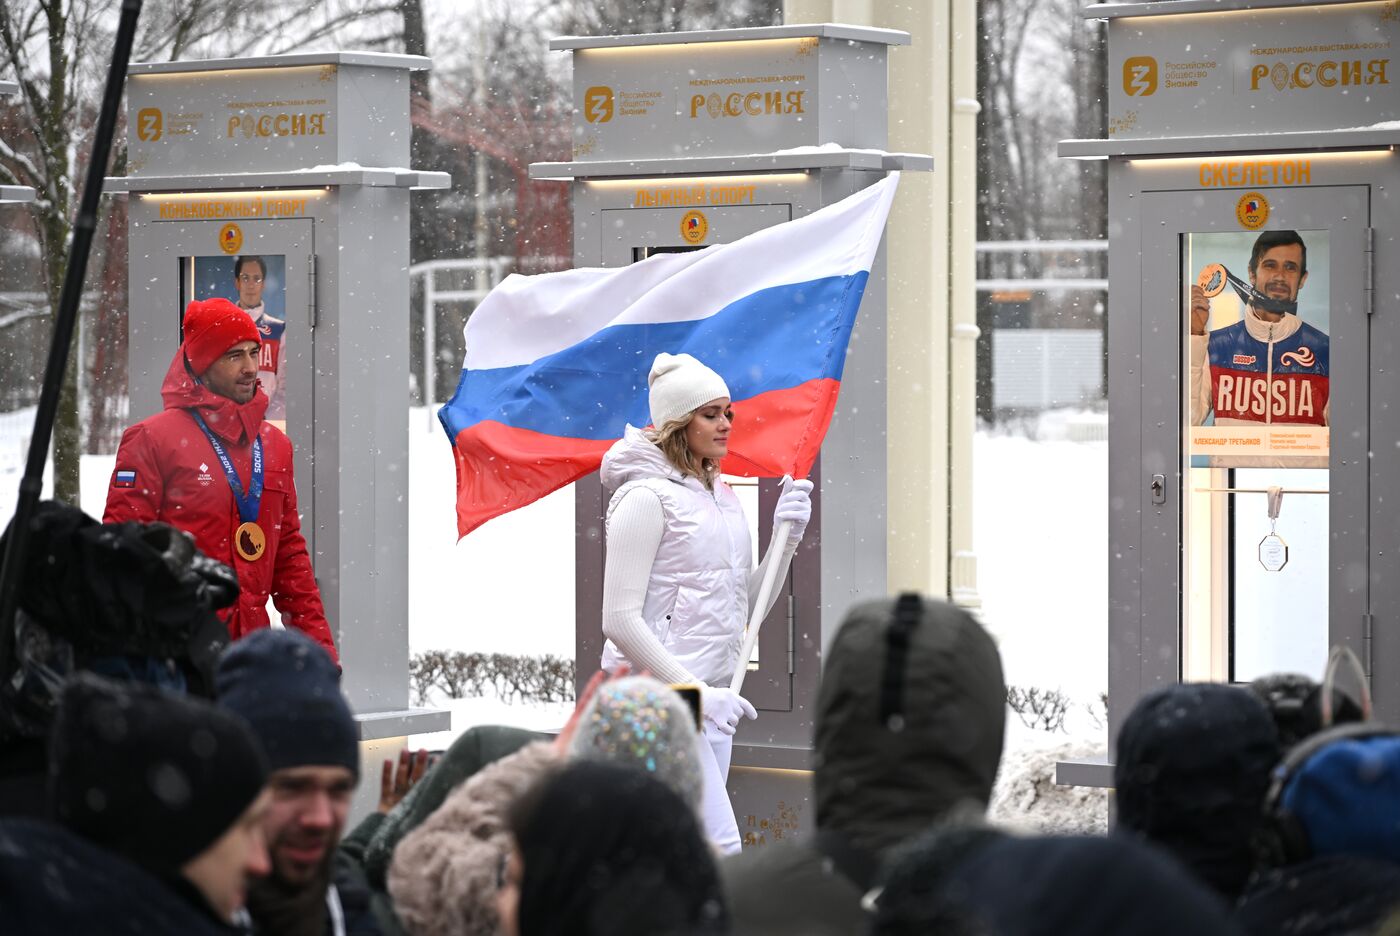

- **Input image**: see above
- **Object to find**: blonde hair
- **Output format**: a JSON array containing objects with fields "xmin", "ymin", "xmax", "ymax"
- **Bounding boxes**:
[{"xmin": 646, "ymin": 412, "xmax": 720, "ymax": 491}]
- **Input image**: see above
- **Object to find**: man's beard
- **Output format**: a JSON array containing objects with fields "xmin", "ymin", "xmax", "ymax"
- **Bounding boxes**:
[{"xmin": 245, "ymin": 841, "xmax": 336, "ymax": 936}]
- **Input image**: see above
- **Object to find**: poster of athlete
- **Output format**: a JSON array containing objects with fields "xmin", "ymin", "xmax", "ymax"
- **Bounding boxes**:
[
  {"xmin": 1186, "ymin": 229, "xmax": 1330, "ymax": 468},
  {"xmin": 186, "ymin": 254, "xmax": 289, "ymax": 429}
]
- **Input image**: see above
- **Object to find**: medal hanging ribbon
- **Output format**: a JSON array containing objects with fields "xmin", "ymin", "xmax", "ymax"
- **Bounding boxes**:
[
  {"xmin": 1197, "ymin": 263, "xmax": 1298, "ymax": 316},
  {"xmin": 191, "ymin": 411, "xmax": 267, "ymax": 561},
  {"xmin": 1259, "ymin": 485, "xmax": 1289, "ymax": 573}
]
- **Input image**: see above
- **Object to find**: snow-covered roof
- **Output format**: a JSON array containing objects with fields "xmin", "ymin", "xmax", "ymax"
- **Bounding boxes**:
[
  {"xmin": 530, "ymin": 147, "xmax": 931, "ymax": 180},
  {"xmin": 1061, "ymin": 126, "xmax": 1400, "ymax": 159},
  {"xmin": 104, "ymin": 166, "xmax": 450, "ymax": 194},
  {"xmin": 129, "ymin": 51, "xmax": 430, "ymax": 76},
  {"xmin": 1086, "ymin": 0, "xmax": 1362, "ymax": 19},
  {"xmin": 551, "ymin": 23, "xmax": 909, "ymax": 51}
]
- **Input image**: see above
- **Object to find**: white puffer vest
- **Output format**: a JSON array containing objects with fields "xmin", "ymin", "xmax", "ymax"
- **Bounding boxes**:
[{"xmin": 599, "ymin": 426, "xmax": 753, "ymax": 686}]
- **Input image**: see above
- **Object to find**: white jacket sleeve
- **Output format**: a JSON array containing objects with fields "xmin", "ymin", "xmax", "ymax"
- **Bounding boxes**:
[
  {"xmin": 601, "ymin": 487, "xmax": 698, "ymax": 686},
  {"xmin": 1189, "ymin": 334, "xmax": 1212, "ymax": 427},
  {"xmin": 747, "ymin": 527, "xmax": 799, "ymax": 620}
]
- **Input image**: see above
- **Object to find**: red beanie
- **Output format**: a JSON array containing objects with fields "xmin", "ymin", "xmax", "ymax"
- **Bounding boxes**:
[{"xmin": 182, "ymin": 298, "xmax": 260, "ymax": 376}]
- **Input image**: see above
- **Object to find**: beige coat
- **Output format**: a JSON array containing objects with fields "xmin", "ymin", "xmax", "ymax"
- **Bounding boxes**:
[{"xmin": 387, "ymin": 740, "xmax": 557, "ymax": 936}]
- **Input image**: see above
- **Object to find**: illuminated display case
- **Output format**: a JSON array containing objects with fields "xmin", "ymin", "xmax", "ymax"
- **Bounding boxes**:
[
  {"xmin": 106, "ymin": 54, "xmax": 453, "ymax": 810},
  {"xmin": 1057, "ymin": 0, "xmax": 1400, "ymax": 787}
]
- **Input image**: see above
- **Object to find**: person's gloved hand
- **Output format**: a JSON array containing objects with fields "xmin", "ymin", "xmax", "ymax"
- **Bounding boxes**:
[
  {"xmin": 774, "ymin": 476, "xmax": 814, "ymax": 541},
  {"xmin": 701, "ymin": 686, "xmax": 757, "ymax": 735}
]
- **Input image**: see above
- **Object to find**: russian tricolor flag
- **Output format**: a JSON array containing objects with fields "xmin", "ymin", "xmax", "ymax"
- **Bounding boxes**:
[{"xmin": 439, "ymin": 173, "xmax": 899, "ymax": 537}]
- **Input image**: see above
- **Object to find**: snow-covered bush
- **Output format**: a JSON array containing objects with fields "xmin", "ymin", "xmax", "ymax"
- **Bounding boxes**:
[
  {"xmin": 410, "ymin": 651, "xmax": 575, "ymax": 706},
  {"xmin": 1006, "ymin": 685, "xmax": 1071, "ymax": 733}
]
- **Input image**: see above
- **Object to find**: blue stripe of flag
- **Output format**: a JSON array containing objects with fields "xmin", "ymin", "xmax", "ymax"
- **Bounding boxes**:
[{"xmin": 439, "ymin": 272, "xmax": 867, "ymax": 441}]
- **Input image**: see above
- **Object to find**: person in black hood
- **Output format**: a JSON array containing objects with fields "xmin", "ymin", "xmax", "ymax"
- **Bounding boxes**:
[
  {"xmin": 0, "ymin": 673, "xmax": 271, "ymax": 933},
  {"xmin": 722, "ymin": 592, "xmax": 1006, "ymax": 936},
  {"xmin": 872, "ymin": 831, "xmax": 1241, "ymax": 936},
  {"xmin": 1113, "ymin": 682, "xmax": 1281, "ymax": 900}
]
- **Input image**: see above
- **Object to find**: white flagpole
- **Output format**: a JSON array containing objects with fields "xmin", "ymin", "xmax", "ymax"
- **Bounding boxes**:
[{"xmin": 730, "ymin": 519, "xmax": 793, "ymax": 694}]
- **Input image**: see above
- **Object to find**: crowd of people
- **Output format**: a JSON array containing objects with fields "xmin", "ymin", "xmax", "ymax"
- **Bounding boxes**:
[
  {"xmin": 3, "ymin": 494, "xmax": 1399, "ymax": 935},
  {"xmin": 2, "ymin": 307, "xmax": 1399, "ymax": 934}
]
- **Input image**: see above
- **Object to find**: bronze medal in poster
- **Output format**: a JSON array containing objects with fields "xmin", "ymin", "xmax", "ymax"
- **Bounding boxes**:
[
  {"xmin": 1197, "ymin": 263, "xmax": 1228, "ymax": 298},
  {"xmin": 236, "ymin": 521, "xmax": 266, "ymax": 561}
]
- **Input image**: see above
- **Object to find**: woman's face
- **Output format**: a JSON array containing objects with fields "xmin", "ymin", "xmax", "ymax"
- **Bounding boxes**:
[
  {"xmin": 496, "ymin": 845, "xmax": 523, "ymax": 936},
  {"xmin": 683, "ymin": 397, "xmax": 732, "ymax": 462}
]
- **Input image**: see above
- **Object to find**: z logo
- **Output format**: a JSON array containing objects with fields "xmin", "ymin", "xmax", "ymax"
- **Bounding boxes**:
[
  {"xmin": 136, "ymin": 107, "xmax": 163, "ymax": 141},
  {"xmin": 1123, "ymin": 56, "xmax": 1158, "ymax": 97},
  {"xmin": 584, "ymin": 86, "xmax": 614, "ymax": 123}
]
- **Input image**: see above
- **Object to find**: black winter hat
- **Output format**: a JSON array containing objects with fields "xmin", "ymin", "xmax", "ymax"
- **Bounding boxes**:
[
  {"xmin": 509, "ymin": 760, "xmax": 729, "ymax": 936},
  {"xmin": 48, "ymin": 673, "xmax": 268, "ymax": 874},
  {"xmin": 814, "ymin": 593, "xmax": 1006, "ymax": 855},
  {"xmin": 1249, "ymin": 671, "xmax": 1365, "ymax": 748},
  {"xmin": 216, "ymin": 628, "xmax": 358, "ymax": 777},
  {"xmin": 1114, "ymin": 682, "xmax": 1282, "ymax": 899}
]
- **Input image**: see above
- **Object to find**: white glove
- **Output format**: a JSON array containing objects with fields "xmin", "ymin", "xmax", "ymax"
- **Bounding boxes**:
[
  {"xmin": 701, "ymin": 686, "xmax": 757, "ymax": 735},
  {"xmin": 774, "ymin": 475, "xmax": 814, "ymax": 541}
]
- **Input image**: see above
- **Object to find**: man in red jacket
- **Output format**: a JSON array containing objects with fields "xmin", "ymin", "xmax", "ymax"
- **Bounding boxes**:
[{"xmin": 104, "ymin": 298, "xmax": 337, "ymax": 663}]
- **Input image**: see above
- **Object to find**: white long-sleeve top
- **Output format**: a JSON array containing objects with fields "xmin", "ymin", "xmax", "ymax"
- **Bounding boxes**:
[{"xmin": 598, "ymin": 426, "xmax": 799, "ymax": 687}]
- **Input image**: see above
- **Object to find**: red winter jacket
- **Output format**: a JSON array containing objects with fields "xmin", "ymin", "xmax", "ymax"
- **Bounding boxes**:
[{"xmin": 104, "ymin": 351, "xmax": 337, "ymax": 663}]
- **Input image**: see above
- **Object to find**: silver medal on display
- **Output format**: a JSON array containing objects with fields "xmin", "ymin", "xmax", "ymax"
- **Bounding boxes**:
[{"xmin": 1259, "ymin": 486, "xmax": 1289, "ymax": 573}]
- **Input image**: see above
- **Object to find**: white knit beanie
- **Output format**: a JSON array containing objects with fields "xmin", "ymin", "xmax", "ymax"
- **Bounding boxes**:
[{"xmin": 647, "ymin": 352, "xmax": 730, "ymax": 428}]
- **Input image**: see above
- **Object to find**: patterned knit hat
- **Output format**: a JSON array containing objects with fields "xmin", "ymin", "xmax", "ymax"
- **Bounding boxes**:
[{"xmin": 567, "ymin": 675, "xmax": 704, "ymax": 811}]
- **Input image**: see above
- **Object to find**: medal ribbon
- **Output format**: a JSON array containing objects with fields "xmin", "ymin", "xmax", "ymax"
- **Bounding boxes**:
[
  {"xmin": 1208, "ymin": 264, "xmax": 1298, "ymax": 316},
  {"xmin": 191, "ymin": 411, "xmax": 263, "ymax": 524}
]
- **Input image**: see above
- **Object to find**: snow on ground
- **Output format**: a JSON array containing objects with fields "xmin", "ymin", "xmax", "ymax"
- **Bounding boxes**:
[
  {"xmin": 405, "ymin": 408, "xmax": 575, "ymax": 660},
  {"xmin": 405, "ymin": 695, "xmax": 575, "ymax": 751},
  {"xmin": 974, "ymin": 420, "xmax": 1109, "ymax": 743},
  {"xmin": 2, "ymin": 407, "xmax": 1110, "ymax": 757}
]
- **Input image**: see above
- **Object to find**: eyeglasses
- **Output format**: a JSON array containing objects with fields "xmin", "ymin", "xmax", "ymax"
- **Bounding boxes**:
[{"xmin": 238, "ymin": 274, "xmax": 264, "ymax": 284}]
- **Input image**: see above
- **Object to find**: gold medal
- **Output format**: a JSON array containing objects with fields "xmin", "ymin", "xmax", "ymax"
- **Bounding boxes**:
[
  {"xmin": 235, "ymin": 521, "xmax": 266, "ymax": 561},
  {"xmin": 1197, "ymin": 263, "xmax": 1228, "ymax": 298}
]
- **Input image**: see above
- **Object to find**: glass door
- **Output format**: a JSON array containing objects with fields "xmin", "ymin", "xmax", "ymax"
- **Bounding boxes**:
[{"xmin": 1140, "ymin": 184, "xmax": 1369, "ymax": 685}]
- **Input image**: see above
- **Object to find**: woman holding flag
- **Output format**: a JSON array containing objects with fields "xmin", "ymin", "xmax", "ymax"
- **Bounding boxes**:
[{"xmin": 598, "ymin": 352, "xmax": 813, "ymax": 854}]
